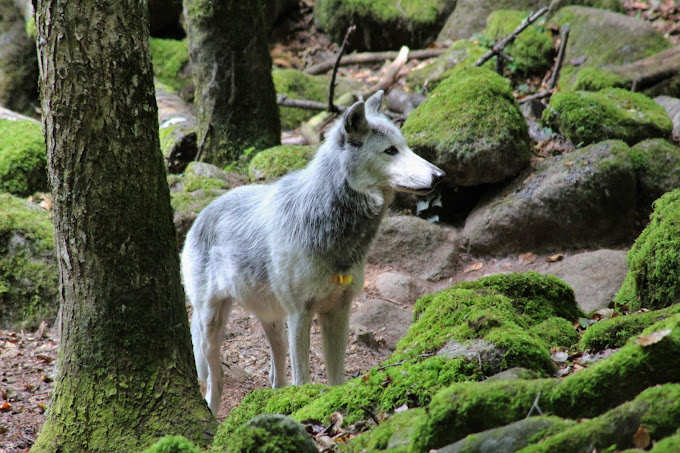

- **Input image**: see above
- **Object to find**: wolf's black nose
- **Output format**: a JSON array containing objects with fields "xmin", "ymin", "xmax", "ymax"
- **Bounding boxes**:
[{"xmin": 432, "ymin": 169, "xmax": 446, "ymax": 185}]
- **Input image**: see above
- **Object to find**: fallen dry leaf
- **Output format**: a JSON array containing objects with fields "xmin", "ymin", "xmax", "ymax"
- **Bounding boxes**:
[
  {"xmin": 519, "ymin": 252, "xmax": 537, "ymax": 264},
  {"xmin": 464, "ymin": 262, "xmax": 483, "ymax": 273},
  {"xmin": 633, "ymin": 426, "xmax": 651, "ymax": 449},
  {"xmin": 0, "ymin": 401, "xmax": 11, "ymax": 412},
  {"xmin": 547, "ymin": 253, "xmax": 564, "ymax": 262},
  {"xmin": 635, "ymin": 329, "xmax": 672, "ymax": 346}
]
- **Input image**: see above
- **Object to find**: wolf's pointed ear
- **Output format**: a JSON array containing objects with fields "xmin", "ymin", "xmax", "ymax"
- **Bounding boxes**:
[
  {"xmin": 343, "ymin": 101, "xmax": 369, "ymax": 143},
  {"xmin": 365, "ymin": 90, "xmax": 384, "ymax": 114}
]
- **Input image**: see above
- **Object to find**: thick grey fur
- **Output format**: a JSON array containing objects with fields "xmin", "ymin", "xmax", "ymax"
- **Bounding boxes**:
[{"xmin": 181, "ymin": 91, "xmax": 444, "ymax": 415}]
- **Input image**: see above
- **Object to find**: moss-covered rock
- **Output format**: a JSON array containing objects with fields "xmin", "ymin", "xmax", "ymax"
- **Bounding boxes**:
[
  {"xmin": 405, "ymin": 40, "xmax": 491, "ymax": 92},
  {"xmin": 143, "ymin": 435, "xmax": 200, "ymax": 453},
  {"xmin": 571, "ymin": 66, "xmax": 630, "ymax": 91},
  {"xmin": 315, "ymin": 0, "xmax": 457, "ymax": 51},
  {"xmin": 0, "ymin": 193, "xmax": 58, "ymax": 330},
  {"xmin": 580, "ymin": 304, "xmax": 680, "ymax": 351},
  {"xmin": 630, "ymin": 139, "xmax": 680, "ymax": 207},
  {"xmin": 216, "ymin": 273, "xmax": 580, "ymax": 443},
  {"xmin": 411, "ymin": 314, "xmax": 680, "ymax": 451},
  {"xmin": 484, "ymin": 10, "xmax": 553, "ymax": 75},
  {"xmin": 615, "ymin": 189, "xmax": 680, "ymax": 310},
  {"xmin": 542, "ymin": 88, "xmax": 672, "ymax": 146},
  {"xmin": 273, "ymin": 68, "xmax": 328, "ymax": 130},
  {"xmin": 215, "ymin": 414, "xmax": 317, "ymax": 453},
  {"xmin": 149, "ymin": 38, "xmax": 190, "ymax": 95},
  {"xmin": 531, "ymin": 317, "xmax": 580, "ymax": 348},
  {"xmin": 248, "ymin": 145, "xmax": 314, "ymax": 181},
  {"xmin": 403, "ymin": 67, "xmax": 531, "ymax": 186},
  {"xmin": 462, "ymin": 140, "xmax": 638, "ymax": 254},
  {"xmin": 550, "ymin": 7, "xmax": 671, "ymax": 90},
  {"xmin": 0, "ymin": 117, "xmax": 48, "ymax": 197},
  {"xmin": 348, "ymin": 408, "xmax": 427, "ymax": 452}
]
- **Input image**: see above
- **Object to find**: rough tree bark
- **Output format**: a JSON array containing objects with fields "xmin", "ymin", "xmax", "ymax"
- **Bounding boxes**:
[
  {"xmin": 31, "ymin": 1, "xmax": 216, "ymax": 451},
  {"xmin": 183, "ymin": 0, "xmax": 281, "ymax": 167}
]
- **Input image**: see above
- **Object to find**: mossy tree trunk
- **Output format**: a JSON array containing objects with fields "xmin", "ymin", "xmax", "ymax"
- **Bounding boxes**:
[
  {"xmin": 32, "ymin": 1, "xmax": 216, "ymax": 451},
  {"xmin": 183, "ymin": 0, "xmax": 280, "ymax": 167}
]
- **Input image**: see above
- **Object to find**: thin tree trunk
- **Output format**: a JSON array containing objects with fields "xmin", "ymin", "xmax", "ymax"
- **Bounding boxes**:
[
  {"xmin": 32, "ymin": 1, "xmax": 216, "ymax": 451},
  {"xmin": 184, "ymin": 0, "xmax": 280, "ymax": 167}
]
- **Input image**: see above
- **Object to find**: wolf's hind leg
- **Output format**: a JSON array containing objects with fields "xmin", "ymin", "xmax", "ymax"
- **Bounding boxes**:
[
  {"xmin": 319, "ymin": 295, "xmax": 352, "ymax": 386},
  {"xmin": 287, "ymin": 311, "xmax": 313, "ymax": 385},
  {"xmin": 261, "ymin": 317, "xmax": 289, "ymax": 388},
  {"xmin": 198, "ymin": 297, "xmax": 233, "ymax": 416}
]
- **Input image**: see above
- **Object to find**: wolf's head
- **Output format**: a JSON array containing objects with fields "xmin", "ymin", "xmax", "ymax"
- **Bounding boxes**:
[{"xmin": 339, "ymin": 90, "xmax": 445, "ymax": 195}]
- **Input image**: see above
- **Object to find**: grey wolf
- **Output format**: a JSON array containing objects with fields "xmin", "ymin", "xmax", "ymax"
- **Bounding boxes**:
[{"xmin": 181, "ymin": 91, "xmax": 445, "ymax": 415}]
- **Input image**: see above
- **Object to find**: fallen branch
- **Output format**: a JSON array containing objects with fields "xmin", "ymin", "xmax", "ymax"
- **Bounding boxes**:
[
  {"xmin": 363, "ymin": 46, "xmax": 409, "ymax": 99},
  {"xmin": 518, "ymin": 25, "xmax": 570, "ymax": 105},
  {"xmin": 304, "ymin": 48, "xmax": 447, "ymax": 75},
  {"xmin": 277, "ymin": 94, "xmax": 406, "ymax": 121},
  {"xmin": 328, "ymin": 25, "xmax": 355, "ymax": 113},
  {"xmin": 473, "ymin": 7, "xmax": 548, "ymax": 68}
]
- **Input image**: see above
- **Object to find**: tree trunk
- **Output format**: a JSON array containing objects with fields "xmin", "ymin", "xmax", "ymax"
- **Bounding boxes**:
[
  {"xmin": 184, "ymin": 0, "xmax": 280, "ymax": 167},
  {"xmin": 31, "ymin": 1, "xmax": 216, "ymax": 451}
]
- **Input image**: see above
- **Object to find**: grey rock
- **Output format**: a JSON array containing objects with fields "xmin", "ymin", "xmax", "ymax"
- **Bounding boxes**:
[
  {"xmin": 486, "ymin": 367, "xmax": 538, "ymax": 381},
  {"xmin": 655, "ymin": 96, "xmax": 680, "ymax": 137},
  {"xmin": 462, "ymin": 140, "xmax": 638, "ymax": 254},
  {"xmin": 374, "ymin": 271, "xmax": 428, "ymax": 305},
  {"xmin": 369, "ymin": 215, "xmax": 459, "ymax": 281},
  {"xmin": 541, "ymin": 249, "xmax": 628, "ymax": 313},
  {"xmin": 438, "ymin": 339, "xmax": 505, "ymax": 373},
  {"xmin": 350, "ymin": 299, "xmax": 412, "ymax": 351}
]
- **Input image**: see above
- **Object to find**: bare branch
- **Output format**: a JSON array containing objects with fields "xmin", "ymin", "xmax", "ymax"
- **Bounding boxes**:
[
  {"xmin": 473, "ymin": 7, "xmax": 549, "ymax": 68},
  {"xmin": 304, "ymin": 48, "xmax": 447, "ymax": 75},
  {"xmin": 363, "ymin": 46, "xmax": 409, "ymax": 98},
  {"xmin": 328, "ymin": 25, "xmax": 355, "ymax": 113},
  {"xmin": 547, "ymin": 25, "xmax": 570, "ymax": 90}
]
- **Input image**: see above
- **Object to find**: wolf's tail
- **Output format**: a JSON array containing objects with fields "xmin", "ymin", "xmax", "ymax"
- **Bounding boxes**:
[{"xmin": 191, "ymin": 311, "xmax": 209, "ymax": 382}]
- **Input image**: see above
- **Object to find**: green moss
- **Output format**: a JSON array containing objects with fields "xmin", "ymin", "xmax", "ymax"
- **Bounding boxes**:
[
  {"xmin": 402, "ymin": 67, "xmax": 530, "ymax": 185},
  {"xmin": 572, "ymin": 67, "xmax": 630, "ymax": 91},
  {"xmin": 543, "ymin": 88, "xmax": 672, "ymax": 146},
  {"xmin": 248, "ymin": 145, "xmax": 314, "ymax": 181},
  {"xmin": 450, "ymin": 272, "xmax": 583, "ymax": 323},
  {"xmin": 314, "ymin": 0, "xmax": 455, "ymax": 50},
  {"xmin": 0, "ymin": 193, "xmax": 58, "ymax": 329},
  {"xmin": 518, "ymin": 384, "xmax": 680, "ymax": 452},
  {"xmin": 406, "ymin": 40, "xmax": 491, "ymax": 92},
  {"xmin": 216, "ymin": 414, "xmax": 317, "ymax": 453},
  {"xmin": 0, "ymin": 118, "xmax": 48, "ymax": 196},
  {"xmin": 149, "ymin": 38, "xmax": 189, "ymax": 94},
  {"xmin": 411, "ymin": 314, "xmax": 680, "ymax": 451},
  {"xmin": 631, "ymin": 139, "xmax": 680, "ymax": 206},
  {"xmin": 647, "ymin": 430, "xmax": 680, "ymax": 453},
  {"xmin": 484, "ymin": 10, "xmax": 553, "ymax": 75},
  {"xmin": 26, "ymin": 16, "xmax": 36, "ymax": 39},
  {"xmin": 531, "ymin": 317, "xmax": 580, "ymax": 348},
  {"xmin": 615, "ymin": 189, "xmax": 680, "ymax": 310},
  {"xmin": 273, "ymin": 69, "xmax": 329, "ymax": 130},
  {"xmin": 142, "ymin": 436, "xmax": 200, "ymax": 453},
  {"xmin": 214, "ymin": 384, "xmax": 326, "ymax": 444},
  {"xmin": 347, "ymin": 408, "xmax": 427, "ymax": 452},
  {"xmin": 580, "ymin": 305, "xmax": 680, "ymax": 351}
]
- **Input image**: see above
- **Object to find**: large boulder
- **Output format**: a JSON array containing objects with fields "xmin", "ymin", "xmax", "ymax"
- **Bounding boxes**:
[
  {"xmin": 0, "ymin": 111, "xmax": 48, "ymax": 197},
  {"xmin": 403, "ymin": 67, "xmax": 531, "ymax": 186},
  {"xmin": 542, "ymin": 88, "xmax": 672, "ymax": 146},
  {"xmin": 462, "ymin": 140, "xmax": 639, "ymax": 254},
  {"xmin": 0, "ymin": 193, "xmax": 58, "ymax": 330},
  {"xmin": 631, "ymin": 138, "xmax": 680, "ymax": 207},
  {"xmin": 550, "ymin": 6, "xmax": 671, "ymax": 90},
  {"xmin": 248, "ymin": 145, "xmax": 314, "ymax": 182},
  {"xmin": 615, "ymin": 189, "xmax": 680, "ymax": 311},
  {"xmin": 314, "ymin": 0, "xmax": 457, "ymax": 51},
  {"xmin": 368, "ymin": 215, "xmax": 458, "ymax": 281},
  {"xmin": 436, "ymin": 0, "xmax": 623, "ymax": 43},
  {"xmin": 483, "ymin": 9, "xmax": 553, "ymax": 75}
]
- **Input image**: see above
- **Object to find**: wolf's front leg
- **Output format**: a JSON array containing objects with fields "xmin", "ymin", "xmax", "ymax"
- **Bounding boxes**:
[
  {"xmin": 319, "ymin": 294, "xmax": 352, "ymax": 385},
  {"xmin": 260, "ymin": 317, "xmax": 288, "ymax": 388},
  {"xmin": 287, "ymin": 310, "xmax": 313, "ymax": 385}
]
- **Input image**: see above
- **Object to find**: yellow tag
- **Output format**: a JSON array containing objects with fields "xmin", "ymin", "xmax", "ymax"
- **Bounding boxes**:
[{"xmin": 331, "ymin": 274, "xmax": 353, "ymax": 285}]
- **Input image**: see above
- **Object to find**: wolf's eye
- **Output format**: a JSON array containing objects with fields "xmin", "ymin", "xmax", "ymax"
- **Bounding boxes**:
[{"xmin": 384, "ymin": 146, "xmax": 398, "ymax": 156}]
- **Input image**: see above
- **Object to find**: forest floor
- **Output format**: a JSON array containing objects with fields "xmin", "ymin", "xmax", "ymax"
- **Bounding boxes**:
[{"xmin": 1, "ymin": 0, "xmax": 679, "ymax": 451}]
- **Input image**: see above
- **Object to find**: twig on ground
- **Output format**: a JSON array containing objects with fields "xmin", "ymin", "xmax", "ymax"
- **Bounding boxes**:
[
  {"xmin": 276, "ymin": 94, "xmax": 407, "ymax": 121},
  {"xmin": 547, "ymin": 25, "xmax": 570, "ymax": 90},
  {"xmin": 304, "ymin": 48, "xmax": 447, "ymax": 75},
  {"xmin": 526, "ymin": 391, "xmax": 544, "ymax": 417},
  {"xmin": 518, "ymin": 24, "xmax": 570, "ymax": 105},
  {"xmin": 375, "ymin": 353, "xmax": 435, "ymax": 371},
  {"xmin": 329, "ymin": 25, "xmax": 355, "ymax": 113},
  {"xmin": 473, "ymin": 7, "xmax": 549, "ymax": 68}
]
